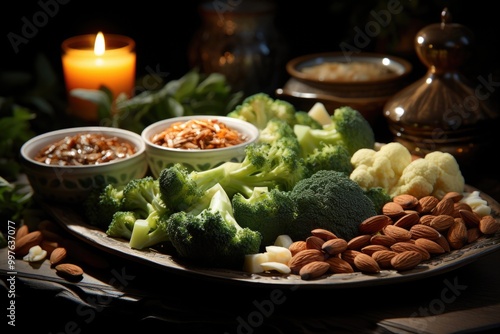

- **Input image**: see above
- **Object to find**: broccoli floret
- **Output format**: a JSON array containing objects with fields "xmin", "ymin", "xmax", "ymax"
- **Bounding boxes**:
[
  {"xmin": 257, "ymin": 118, "xmax": 297, "ymax": 145},
  {"xmin": 288, "ymin": 169, "xmax": 377, "ymax": 241},
  {"xmin": 106, "ymin": 211, "xmax": 136, "ymax": 240},
  {"xmin": 222, "ymin": 136, "xmax": 307, "ymax": 198},
  {"xmin": 294, "ymin": 106, "xmax": 375, "ymax": 156},
  {"xmin": 232, "ymin": 187, "xmax": 297, "ymax": 248},
  {"xmin": 83, "ymin": 184, "xmax": 124, "ymax": 229},
  {"xmin": 129, "ymin": 214, "xmax": 170, "ymax": 250},
  {"xmin": 100, "ymin": 176, "xmax": 172, "ymax": 250},
  {"xmin": 304, "ymin": 144, "xmax": 353, "ymax": 177},
  {"xmin": 158, "ymin": 164, "xmax": 206, "ymax": 212},
  {"xmin": 165, "ymin": 183, "xmax": 262, "ymax": 268},
  {"xmin": 121, "ymin": 176, "xmax": 169, "ymax": 228},
  {"xmin": 363, "ymin": 187, "xmax": 392, "ymax": 214},
  {"xmin": 294, "ymin": 111, "xmax": 323, "ymax": 129},
  {"xmin": 227, "ymin": 93, "xmax": 296, "ymax": 129}
]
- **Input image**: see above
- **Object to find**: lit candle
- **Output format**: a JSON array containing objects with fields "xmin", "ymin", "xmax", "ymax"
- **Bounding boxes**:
[{"xmin": 61, "ymin": 32, "xmax": 136, "ymax": 121}]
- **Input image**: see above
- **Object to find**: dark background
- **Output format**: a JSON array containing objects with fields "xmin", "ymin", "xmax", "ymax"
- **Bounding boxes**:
[{"xmin": 2, "ymin": 0, "xmax": 499, "ymax": 93}]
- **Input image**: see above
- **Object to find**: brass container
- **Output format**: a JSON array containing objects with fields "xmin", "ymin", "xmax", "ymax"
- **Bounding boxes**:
[{"xmin": 383, "ymin": 8, "xmax": 499, "ymax": 173}]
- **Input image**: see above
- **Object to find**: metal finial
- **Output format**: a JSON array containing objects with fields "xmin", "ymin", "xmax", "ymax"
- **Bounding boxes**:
[{"xmin": 441, "ymin": 7, "xmax": 452, "ymax": 27}]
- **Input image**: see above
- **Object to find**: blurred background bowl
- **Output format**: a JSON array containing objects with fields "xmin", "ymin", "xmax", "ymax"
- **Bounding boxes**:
[
  {"xmin": 142, "ymin": 115, "xmax": 260, "ymax": 177},
  {"xmin": 20, "ymin": 126, "xmax": 148, "ymax": 203},
  {"xmin": 277, "ymin": 52, "xmax": 412, "ymax": 135}
]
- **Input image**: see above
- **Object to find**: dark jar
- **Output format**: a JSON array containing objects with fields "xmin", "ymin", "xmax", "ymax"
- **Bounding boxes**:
[
  {"xmin": 188, "ymin": 0, "xmax": 288, "ymax": 96},
  {"xmin": 383, "ymin": 8, "xmax": 499, "ymax": 175}
]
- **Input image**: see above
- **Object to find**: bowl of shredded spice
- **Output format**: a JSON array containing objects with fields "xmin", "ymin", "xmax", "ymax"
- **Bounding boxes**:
[
  {"xmin": 20, "ymin": 126, "xmax": 148, "ymax": 203},
  {"xmin": 142, "ymin": 115, "xmax": 259, "ymax": 177}
]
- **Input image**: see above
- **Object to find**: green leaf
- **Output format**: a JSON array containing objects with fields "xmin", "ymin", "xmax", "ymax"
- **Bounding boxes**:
[{"xmin": 170, "ymin": 70, "xmax": 200, "ymax": 101}]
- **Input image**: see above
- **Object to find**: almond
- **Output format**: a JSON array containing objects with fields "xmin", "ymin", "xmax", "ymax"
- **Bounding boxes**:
[
  {"xmin": 305, "ymin": 236, "xmax": 324, "ymax": 250},
  {"xmin": 50, "ymin": 247, "xmax": 67, "ymax": 266},
  {"xmin": 311, "ymin": 228, "xmax": 337, "ymax": 240},
  {"xmin": 429, "ymin": 214, "xmax": 455, "ymax": 232},
  {"xmin": 299, "ymin": 261, "xmax": 330, "ymax": 280},
  {"xmin": 393, "ymin": 212, "xmax": 420, "ymax": 229},
  {"xmin": 393, "ymin": 194, "xmax": 419, "ymax": 209},
  {"xmin": 390, "ymin": 250, "xmax": 422, "ymax": 271},
  {"xmin": 382, "ymin": 202, "xmax": 405, "ymax": 220},
  {"xmin": 347, "ymin": 234, "xmax": 371, "ymax": 250},
  {"xmin": 414, "ymin": 238, "xmax": 445, "ymax": 254},
  {"xmin": 370, "ymin": 234, "xmax": 397, "ymax": 247},
  {"xmin": 453, "ymin": 202, "xmax": 473, "ymax": 218},
  {"xmin": 361, "ymin": 244, "xmax": 390, "ymax": 256},
  {"xmin": 410, "ymin": 224, "xmax": 440, "ymax": 240},
  {"xmin": 447, "ymin": 219, "xmax": 468, "ymax": 249},
  {"xmin": 359, "ymin": 215, "xmax": 392, "ymax": 235},
  {"xmin": 404, "ymin": 209, "xmax": 419, "ymax": 216},
  {"xmin": 288, "ymin": 249, "xmax": 326, "ymax": 274},
  {"xmin": 353, "ymin": 253, "xmax": 380, "ymax": 273},
  {"xmin": 371, "ymin": 250, "xmax": 397, "ymax": 269},
  {"xmin": 419, "ymin": 214, "xmax": 436, "ymax": 226},
  {"xmin": 431, "ymin": 198, "xmax": 454, "ymax": 216},
  {"xmin": 15, "ymin": 231, "xmax": 43, "ymax": 257},
  {"xmin": 55, "ymin": 263, "xmax": 84, "ymax": 278},
  {"xmin": 16, "ymin": 225, "xmax": 29, "ymax": 240},
  {"xmin": 325, "ymin": 257, "xmax": 354, "ymax": 274},
  {"xmin": 341, "ymin": 249, "xmax": 362, "ymax": 266},
  {"xmin": 382, "ymin": 224, "xmax": 412, "ymax": 242},
  {"xmin": 390, "ymin": 241, "xmax": 430, "ymax": 260},
  {"xmin": 459, "ymin": 209, "xmax": 481, "ymax": 228},
  {"xmin": 288, "ymin": 241, "xmax": 307, "ymax": 256},
  {"xmin": 416, "ymin": 196, "xmax": 439, "ymax": 214},
  {"xmin": 467, "ymin": 227, "xmax": 482, "ymax": 243},
  {"xmin": 479, "ymin": 215, "xmax": 500, "ymax": 235},
  {"xmin": 442, "ymin": 191, "xmax": 464, "ymax": 203},
  {"xmin": 435, "ymin": 235, "xmax": 451, "ymax": 252},
  {"xmin": 322, "ymin": 238, "xmax": 348, "ymax": 255}
]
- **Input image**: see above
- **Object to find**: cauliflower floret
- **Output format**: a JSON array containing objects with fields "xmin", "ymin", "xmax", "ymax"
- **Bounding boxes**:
[
  {"xmin": 424, "ymin": 151, "xmax": 465, "ymax": 199},
  {"xmin": 390, "ymin": 158, "xmax": 439, "ymax": 198},
  {"xmin": 350, "ymin": 142, "xmax": 466, "ymax": 200},
  {"xmin": 350, "ymin": 142, "xmax": 412, "ymax": 191}
]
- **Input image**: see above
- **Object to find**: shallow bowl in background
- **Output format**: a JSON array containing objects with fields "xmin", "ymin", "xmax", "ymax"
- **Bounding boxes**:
[{"xmin": 278, "ymin": 52, "xmax": 412, "ymax": 127}]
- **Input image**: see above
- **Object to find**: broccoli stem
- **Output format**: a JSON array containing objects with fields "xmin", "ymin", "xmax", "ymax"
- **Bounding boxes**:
[{"xmin": 129, "ymin": 219, "xmax": 169, "ymax": 250}]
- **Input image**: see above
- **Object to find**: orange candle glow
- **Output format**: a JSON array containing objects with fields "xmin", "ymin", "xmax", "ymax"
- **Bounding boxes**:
[{"xmin": 62, "ymin": 32, "xmax": 136, "ymax": 121}]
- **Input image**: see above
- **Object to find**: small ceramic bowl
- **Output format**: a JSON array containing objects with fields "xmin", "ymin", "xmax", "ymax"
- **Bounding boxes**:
[
  {"xmin": 141, "ymin": 115, "xmax": 260, "ymax": 177},
  {"xmin": 279, "ymin": 52, "xmax": 412, "ymax": 126},
  {"xmin": 20, "ymin": 126, "xmax": 148, "ymax": 203}
]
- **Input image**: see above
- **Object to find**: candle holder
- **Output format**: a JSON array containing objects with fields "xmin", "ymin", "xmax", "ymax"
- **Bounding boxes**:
[{"xmin": 62, "ymin": 33, "xmax": 136, "ymax": 121}]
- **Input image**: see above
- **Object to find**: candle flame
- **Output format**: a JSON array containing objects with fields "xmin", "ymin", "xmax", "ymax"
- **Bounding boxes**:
[{"xmin": 94, "ymin": 32, "xmax": 105, "ymax": 56}]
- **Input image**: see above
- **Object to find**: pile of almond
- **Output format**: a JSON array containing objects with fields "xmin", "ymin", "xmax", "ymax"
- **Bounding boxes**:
[
  {"xmin": 14, "ymin": 220, "xmax": 109, "ymax": 281},
  {"xmin": 287, "ymin": 191, "xmax": 500, "ymax": 280}
]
